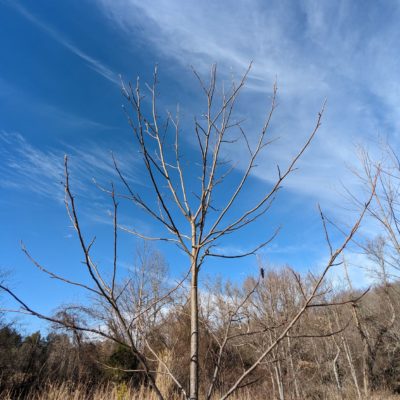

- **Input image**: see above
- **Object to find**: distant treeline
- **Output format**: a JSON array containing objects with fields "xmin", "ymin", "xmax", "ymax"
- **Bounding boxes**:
[
  {"xmin": 1, "ymin": 266, "xmax": 400, "ymax": 399},
  {"xmin": 0, "ymin": 325, "xmax": 144, "ymax": 397}
]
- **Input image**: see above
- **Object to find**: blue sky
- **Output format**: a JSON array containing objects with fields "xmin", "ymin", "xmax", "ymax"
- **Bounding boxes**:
[{"xmin": 1, "ymin": 0, "xmax": 399, "ymax": 332}]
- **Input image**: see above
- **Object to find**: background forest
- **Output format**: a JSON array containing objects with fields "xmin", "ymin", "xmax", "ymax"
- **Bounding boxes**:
[{"xmin": 1, "ymin": 259, "xmax": 400, "ymax": 399}]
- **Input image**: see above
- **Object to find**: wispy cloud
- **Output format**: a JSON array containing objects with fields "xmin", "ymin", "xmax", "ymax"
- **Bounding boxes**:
[
  {"xmin": 96, "ymin": 0, "xmax": 327, "ymax": 91},
  {"xmin": 0, "ymin": 131, "xmax": 140, "ymax": 202},
  {"xmin": 95, "ymin": 0, "xmax": 400, "ymax": 216},
  {"xmin": 9, "ymin": 2, "xmax": 119, "ymax": 85}
]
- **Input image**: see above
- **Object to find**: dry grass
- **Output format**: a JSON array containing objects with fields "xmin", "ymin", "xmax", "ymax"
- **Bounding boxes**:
[
  {"xmin": 1, "ymin": 382, "xmax": 400, "ymax": 400},
  {"xmin": 1, "ymin": 382, "xmax": 153, "ymax": 400}
]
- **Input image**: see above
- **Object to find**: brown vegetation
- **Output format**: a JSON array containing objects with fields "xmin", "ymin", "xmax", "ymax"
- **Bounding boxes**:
[{"xmin": 1, "ymin": 266, "xmax": 400, "ymax": 399}]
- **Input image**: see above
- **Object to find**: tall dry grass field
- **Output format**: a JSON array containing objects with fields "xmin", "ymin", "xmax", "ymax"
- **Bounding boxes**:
[{"xmin": 2, "ymin": 381, "xmax": 400, "ymax": 400}]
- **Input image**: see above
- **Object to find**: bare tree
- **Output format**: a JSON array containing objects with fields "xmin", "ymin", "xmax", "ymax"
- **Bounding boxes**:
[
  {"xmin": 115, "ymin": 63, "xmax": 328, "ymax": 399},
  {"xmin": 346, "ymin": 146, "xmax": 400, "ymax": 394},
  {"xmin": 353, "ymin": 145, "xmax": 400, "ymax": 278},
  {"xmin": 0, "ymin": 64, "xmax": 378, "ymax": 400}
]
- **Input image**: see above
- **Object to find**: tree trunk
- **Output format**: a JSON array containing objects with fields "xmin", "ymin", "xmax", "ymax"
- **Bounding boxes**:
[
  {"xmin": 287, "ymin": 336, "xmax": 300, "ymax": 399},
  {"xmin": 190, "ymin": 251, "xmax": 199, "ymax": 400},
  {"xmin": 333, "ymin": 309, "xmax": 362, "ymax": 400},
  {"xmin": 332, "ymin": 348, "xmax": 343, "ymax": 399},
  {"xmin": 343, "ymin": 338, "xmax": 362, "ymax": 399},
  {"xmin": 274, "ymin": 360, "xmax": 285, "ymax": 400}
]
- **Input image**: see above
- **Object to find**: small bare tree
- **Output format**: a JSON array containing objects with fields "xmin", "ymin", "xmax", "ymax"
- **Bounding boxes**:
[
  {"xmin": 115, "ymin": 63, "xmax": 327, "ymax": 399},
  {"xmin": 0, "ymin": 64, "xmax": 378, "ymax": 400}
]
